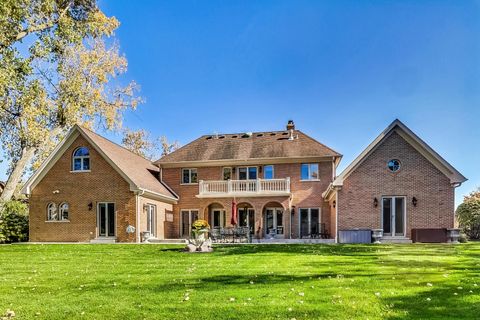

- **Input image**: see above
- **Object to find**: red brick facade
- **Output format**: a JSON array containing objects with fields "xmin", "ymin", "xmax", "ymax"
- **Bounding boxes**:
[
  {"xmin": 26, "ymin": 121, "xmax": 463, "ymax": 243},
  {"xmin": 337, "ymin": 131, "xmax": 455, "ymax": 238},
  {"xmin": 29, "ymin": 136, "xmax": 137, "ymax": 242},
  {"xmin": 161, "ymin": 161, "xmax": 335, "ymax": 239}
]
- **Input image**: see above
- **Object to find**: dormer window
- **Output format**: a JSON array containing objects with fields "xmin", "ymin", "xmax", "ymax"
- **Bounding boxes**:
[{"xmin": 72, "ymin": 147, "xmax": 90, "ymax": 171}]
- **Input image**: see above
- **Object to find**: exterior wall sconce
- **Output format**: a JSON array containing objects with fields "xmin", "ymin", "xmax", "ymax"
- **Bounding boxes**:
[
  {"xmin": 88, "ymin": 202, "xmax": 93, "ymax": 211},
  {"xmin": 333, "ymin": 200, "xmax": 336, "ymax": 208},
  {"xmin": 290, "ymin": 206, "xmax": 296, "ymax": 215},
  {"xmin": 373, "ymin": 197, "xmax": 378, "ymax": 207},
  {"xmin": 412, "ymin": 197, "xmax": 418, "ymax": 207}
]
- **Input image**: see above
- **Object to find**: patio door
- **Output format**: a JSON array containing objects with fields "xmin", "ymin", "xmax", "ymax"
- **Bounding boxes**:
[
  {"xmin": 98, "ymin": 203, "xmax": 115, "ymax": 237},
  {"xmin": 181, "ymin": 209, "xmax": 199, "ymax": 238},
  {"xmin": 299, "ymin": 208, "xmax": 320, "ymax": 238},
  {"xmin": 211, "ymin": 209, "xmax": 226, "ymax": 228},
  {"xmin": 146, "ymin": 204, "xmax": 156, "ymax": 238},
  {"xmin": 382, "ymin": 197, "xmax": 406, "ymax": 237},
  {"xmin": 265, "ymin": 208, "xmax": 284, "ymax": 237},
  {"xmin": 238, "ymin": 208, "xmax": 255, "ymax": 235}
]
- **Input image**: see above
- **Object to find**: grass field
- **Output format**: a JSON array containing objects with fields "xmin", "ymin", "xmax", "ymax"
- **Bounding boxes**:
[{"xmin": 0, "ymin": 243, "xmax": 479, "ymax": 319}]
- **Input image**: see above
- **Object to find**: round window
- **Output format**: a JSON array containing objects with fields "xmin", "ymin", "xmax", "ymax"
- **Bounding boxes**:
[{"xmin": 387, "ymin": 159, "xmax": 401, "ymax": 172}]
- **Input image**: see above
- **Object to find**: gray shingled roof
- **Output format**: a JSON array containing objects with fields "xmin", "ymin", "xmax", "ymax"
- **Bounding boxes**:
[
  {"xmin": 155, "ymin": 130, "xmax": 341, "ymax": 164},
  {"xmin": 78, "ymin": 127, "xmax": 177, "ymax": 200}
]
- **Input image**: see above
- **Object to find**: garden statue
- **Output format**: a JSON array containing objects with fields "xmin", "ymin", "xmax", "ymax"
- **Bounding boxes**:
[{"xmin": 185, "ymin": 219, "xmax": 213, "ymax": 252}]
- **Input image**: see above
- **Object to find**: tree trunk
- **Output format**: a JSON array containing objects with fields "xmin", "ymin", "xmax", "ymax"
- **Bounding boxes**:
[{"xmin": 0, "ymin": 146, "xmax": 36, "ymax": 208}]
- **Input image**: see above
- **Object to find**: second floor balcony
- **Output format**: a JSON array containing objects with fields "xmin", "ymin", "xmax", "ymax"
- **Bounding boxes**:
[{"xmin": 197, "ymin": 178, "xmax": 291, "ymax": 198}]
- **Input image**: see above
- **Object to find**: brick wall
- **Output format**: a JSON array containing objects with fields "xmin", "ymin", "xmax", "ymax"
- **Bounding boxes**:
[
  {"xmin": 161, "ymin": 161, "xmax": 334, "ymax": 239},
  {"xmin": 29, "ymin": 135, "xmax": 137, "ymax": 242},
  {"xmin": 138, "ymin": 195, "xmax": 173, "ymax": 240},
  {"xmin": 337, "ymin": 131, "xmax": 455, "ymax": 237}
]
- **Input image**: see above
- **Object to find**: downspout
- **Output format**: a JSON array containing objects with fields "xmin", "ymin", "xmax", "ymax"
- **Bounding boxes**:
[{"xmin": 335, "ymin": 191, "xmax": 339, "ymax": 244}]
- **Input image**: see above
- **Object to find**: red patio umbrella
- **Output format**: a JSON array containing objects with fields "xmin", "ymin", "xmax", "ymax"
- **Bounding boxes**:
[{"xmin": 231, "ymin": 199, "xmax": 237, "ymax": 225}]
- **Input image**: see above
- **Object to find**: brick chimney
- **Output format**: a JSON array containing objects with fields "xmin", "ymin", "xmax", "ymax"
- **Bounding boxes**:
[{"xmin": 286, "ymin": 120, "xmax": 295, "ymax": 131}]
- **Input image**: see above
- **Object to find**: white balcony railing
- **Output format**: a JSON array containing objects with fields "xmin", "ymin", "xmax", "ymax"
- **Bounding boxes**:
[{"xmin": 198, "ymin": 178, "xmax": 291, "ymax": 198}]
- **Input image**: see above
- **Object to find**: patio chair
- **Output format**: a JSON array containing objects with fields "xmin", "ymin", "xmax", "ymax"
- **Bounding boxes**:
[
  {"xmin": 319, "ymin": 223, "xmax": 330, "ymax": 239},
  {"xmin": 210, "ymin": 228, "xmax": 221, "ymax": 243}
]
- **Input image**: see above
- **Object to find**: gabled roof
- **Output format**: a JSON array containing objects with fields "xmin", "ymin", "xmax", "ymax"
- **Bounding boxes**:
[
  {"xmin": 330, "ymin": 119, "xmax": 467, "ymax": 190},
  {"xmin": 22, "ymin": 125, "xmax": 178, "ymax": 203},
  {"xmin": 155, "ymin": 129, "xmax": 341, "ymax": 166}
]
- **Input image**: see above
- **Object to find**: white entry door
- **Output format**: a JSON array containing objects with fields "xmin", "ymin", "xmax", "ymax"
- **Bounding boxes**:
[{"xmin": 382, "ymin": 197, "xmax": 406, "ymax": 237}]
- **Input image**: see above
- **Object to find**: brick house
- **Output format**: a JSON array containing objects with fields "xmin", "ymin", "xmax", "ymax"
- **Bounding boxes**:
[{"xmin": 22, "ymin": 119, "xmax": 466, "ymax": 243}]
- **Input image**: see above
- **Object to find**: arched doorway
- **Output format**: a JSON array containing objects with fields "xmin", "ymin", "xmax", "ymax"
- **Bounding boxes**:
[
  {"xmin": 263, "ymin": 202, "xmax": 285, "ymax": 239},
  {"xmin": 237, "ymin": 202, "xmax": 255, "ymax": 236},
  {"xmin": 206, "ymin": 203, "xmax": 226, "ymax": 229}
]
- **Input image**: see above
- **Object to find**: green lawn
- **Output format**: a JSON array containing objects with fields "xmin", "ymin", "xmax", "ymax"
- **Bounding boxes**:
[{"xmin": 0, "ymin": 243, "xmax": 479, "ymax": 320}]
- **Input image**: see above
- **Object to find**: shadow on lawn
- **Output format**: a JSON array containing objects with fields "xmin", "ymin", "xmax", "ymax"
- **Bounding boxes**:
[
  {"xmin": 213, "ymin": 244, "xmax": 380, "ymax": 256},
  {"xmin": 381, "ymin": 284, "xmax": 480, "ymax": 319}
]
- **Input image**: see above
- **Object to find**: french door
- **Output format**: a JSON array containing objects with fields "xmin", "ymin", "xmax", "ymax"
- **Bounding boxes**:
[
  {"xmin": 299, "ymin": 208, "xmax": 320, "ymax": 238},
  {"xmin": 211, "ymin": 209, "xmax": 226, "ymax": 228},
  {"xmin": 265, "ymin": 208, "xmax": 284, "ymax": 237},
  {"xmin": 98, "ymin": 203, "xmax": 115, "ymax": 237},
  {"xmin": 238, "ymin": 208, "xmax": 255, "ymax": 235},
  {"xmin": 181, "ymin": 209, "xmax": 199, "ymax": 237},
  {"xmin": 146, "ymin": 204, "xmax": 156, "ymax": 237},
  {"xmin": 382, "ymin": 197, "xmax": 406, "ymax": 237}
]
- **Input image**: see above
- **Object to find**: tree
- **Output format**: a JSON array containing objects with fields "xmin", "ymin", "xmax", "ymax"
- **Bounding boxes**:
[
  {"xmin": 0, "ymin": 0, "xmax": 141, "ymax": 206},
  {"xmin": 122, "ymin": 129, "xmax": 180, "ymax": 160},
  {"xmin": 456, "ymin": 189, "xmax": 480, "ymax": 240}
]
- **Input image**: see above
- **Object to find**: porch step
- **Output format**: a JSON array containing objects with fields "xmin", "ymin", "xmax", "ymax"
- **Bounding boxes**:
[
  {"xmin": 381, "ymin": 238, "xmax": 412, "ymax": 244},
  {"xmin": 90, "ymin": 238, "xmax": 117, "ymax": 244},
  {"xmin": 146, "ymin": 239, "xmax": 185, "ymax": 244}
]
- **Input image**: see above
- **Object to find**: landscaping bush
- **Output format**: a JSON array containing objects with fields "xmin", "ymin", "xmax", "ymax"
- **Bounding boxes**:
[
  {"xmin": 456, "ymin": 190, "xmax": 480, "ymax": 240},
  {"xmin": 0, "ymin": 201, "xmax": 29, "ymax": 243}
]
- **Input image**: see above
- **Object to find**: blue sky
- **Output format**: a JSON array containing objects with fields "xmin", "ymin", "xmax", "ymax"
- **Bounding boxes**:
[{"xmin": 1, "ymin": 0, "xmax": 479, "ymax": 206}]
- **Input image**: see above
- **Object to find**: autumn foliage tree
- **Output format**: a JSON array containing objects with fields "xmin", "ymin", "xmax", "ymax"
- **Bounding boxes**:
[
  {"xmin": 0, "ymin": 0, "xmax": 141, "ymax": 205},
  {"xmin": 122, "ymin": 129, "xmax": 180, "ymax": 160},
  {"xmin": 456, "ymin": 189, "xmax": 480, "ymax": 240}
]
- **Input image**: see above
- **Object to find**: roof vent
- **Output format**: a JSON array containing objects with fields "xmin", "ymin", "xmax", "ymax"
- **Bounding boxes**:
[{"xmin": 286, "ymin": 120, "xmax": 295, "ymax": 131}]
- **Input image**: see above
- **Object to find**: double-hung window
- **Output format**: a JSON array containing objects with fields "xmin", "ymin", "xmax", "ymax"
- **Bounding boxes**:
[
  {"xmin": 264, "ymin": 165, "xmax": 274, "ymax": 179},
  {"xmin": 182, "ymin": 168, "xmax": 198, "ymax": 184},
  {"xmin": 301, "ymin": 163, "xmax": 319, "ymax": 181},
  {"xmin": 238, "ymin": 166, "xmax": 257, "ymax": 180}
]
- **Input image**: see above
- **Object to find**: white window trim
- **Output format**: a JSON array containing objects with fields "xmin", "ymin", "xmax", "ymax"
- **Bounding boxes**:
[
  {"xmin": 72, "ymin": 147, "xmax": 90, "ymax": 171},
  {"xmin": 46, "ymin": 202, "xmax": 71, "ymax": 222},
  {"xmin": 210, "ymin": 209, "xmax": 226, "ymax": 228},
  {"xmin": 300, "ymin": 163, "xmax": 320, "ymax": 181},
  {"xmin": 181, "ymin": 168, "xmax": 198, "ymax": 185},
  {"xmin": 145, "ymin": 203, "xmax": 157, "ymax": 238},
  {"xmin": 237, "ymin": 166, "xmax": 258, "ymax": 180},
  {"xmin": 298, "ymin": 207, "xmax": 321, "ymax": 238},
  {"xmin": 263, "ymin": 165, "xmax": 274, "ymax": 179},
  {"xmin": 265, "ymin": 207, "xmax": 284, "ymax": 235},
  {"xmin": 59, "ymin": 202, "xmax": 69, "ymax": 222}
]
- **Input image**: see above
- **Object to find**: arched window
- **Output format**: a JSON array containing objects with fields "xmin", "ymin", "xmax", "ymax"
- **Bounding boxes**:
[
  {"xmin": 72, "ymin": 147, "xmax": 90, "ymax": 171},
  {"xmin": 47, "ymin": 203, "xmax": 58, "ymax": 221},
  {"xmin": 59, "ymin": 203, "xmax": 69, "ymax": 221}
]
